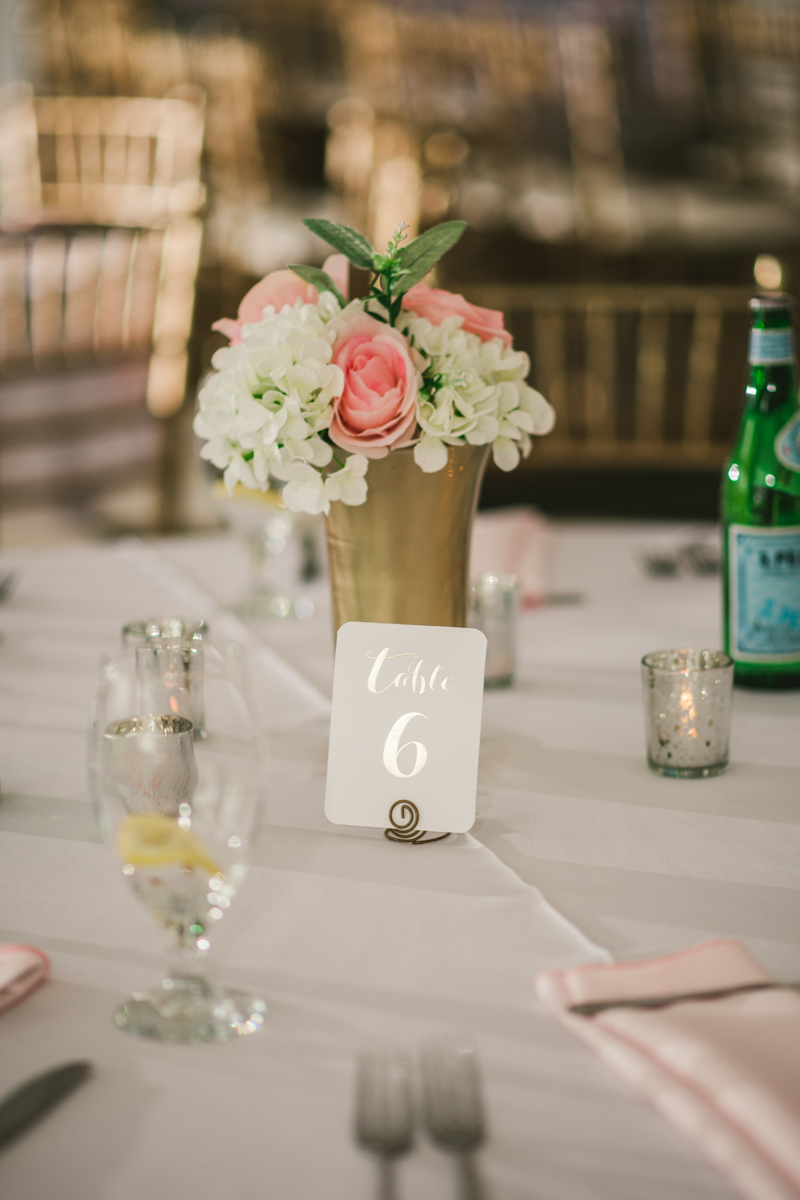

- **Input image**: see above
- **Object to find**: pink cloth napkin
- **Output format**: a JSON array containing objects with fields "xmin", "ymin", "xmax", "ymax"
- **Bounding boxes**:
[
  {"xmin": 0, "ymin": 944, "xmax": 49, "ymax": 1015},
  {"xmin": 536, "ymin": 940, "xmax": 800, "ymax": 1200},
  {"xmin": 470, "ymin": 507, "xmax": 552, "ymax": 607}
]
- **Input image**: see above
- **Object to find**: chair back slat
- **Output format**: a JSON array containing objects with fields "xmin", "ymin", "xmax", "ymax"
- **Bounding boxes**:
[
  {"xmin": 532, "ymin": 310, "xmax": 568, "ymax": 439},
  {"xmin": 29, "ymin": 233, "xmax": 68, "ymax": 365},
  {"xmin": 634, "ymin": 306, "xmax": 669, "ymax": 442},
  {"xmin": 54, "ymin": 108, "xmax": 79, "ymax": 190},
  {"xmin": 63, "ymin": 233, "xmax": 103, "ymax": 357},
  {"xmin": 127, "ymin": 229, "xmax": 167, "ymax": 353},
  {"xmin": 584, "ymin": 298, "xmax": 616, "ymax": 441},
  {"xmin": 0, "ymin": 240, "xmax": 28, "ymax": 361},
  {"xmin": 684, "ymin": 300, "xmax": 723, "ymax": 446}
]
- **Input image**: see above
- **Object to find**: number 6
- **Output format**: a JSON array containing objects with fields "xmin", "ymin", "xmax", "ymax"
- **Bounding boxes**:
[{"xmin": 383, "ymin": 712, "xmax": 428, "ymax": 778}]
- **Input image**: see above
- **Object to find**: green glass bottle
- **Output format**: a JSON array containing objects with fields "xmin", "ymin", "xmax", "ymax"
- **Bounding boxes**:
[{"xmin": 722, "ymin": 294, "xmax": 800, "ymax": 688}]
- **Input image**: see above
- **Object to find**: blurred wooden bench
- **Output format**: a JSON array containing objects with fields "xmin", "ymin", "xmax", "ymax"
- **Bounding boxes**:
[
  {"xmin": 0, "ymin": 88, "xmax": 204, "ymax": 518},
  {"xmin": 463, "ymin": 284, "xmax": 753, "ymax": 470}
]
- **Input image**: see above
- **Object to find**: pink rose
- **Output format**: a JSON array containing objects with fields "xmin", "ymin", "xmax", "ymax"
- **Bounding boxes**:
[
  {"xmin": 329, "ymin": 314, "xmax": 419, "ymax": 459},
  {"xmin": 212, "ymin": 255, "xmax": 349, "ymax": 345},
  {"xmin": 401, "ymin": 283, "xmax": 512, "ymax": 348}
]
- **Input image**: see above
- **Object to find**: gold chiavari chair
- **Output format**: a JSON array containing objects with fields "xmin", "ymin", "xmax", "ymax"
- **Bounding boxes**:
[
  {"xmin": 21, "ymin": 0, "xmax": 272, "ymax": 199},
  {"xmin": 463, "ymin": 284, "xmax": 753, "ymax": 471},
  {"xmin": 0, "ymin": 86, "xmax": 205, "ymax": 229},
  {"xmin": 0, "ymin": 87, "xmax": 204, "ymax": 520}
]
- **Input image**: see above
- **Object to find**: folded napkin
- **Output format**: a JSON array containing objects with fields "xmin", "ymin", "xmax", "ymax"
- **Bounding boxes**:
[
  {"xmin": 470, "ymin": 507, "xmax": 552, "ymax": 607},
  {"xmin": 536, "ymin": 940, "xmax": 800, "ymax": 1200},
  {"xmin": 0, "ymin": 945, "xmax": 49, "ymax": 1016}
]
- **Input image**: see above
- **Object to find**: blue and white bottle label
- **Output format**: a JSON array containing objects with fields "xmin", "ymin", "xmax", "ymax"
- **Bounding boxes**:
[
  {"xmin": 729, "ymin": 525, "xmax": 800, "ymax": 661},
  {"xmin": 775, "ymin": 412, "xmax": 800, "ymax": 473},
  {"xmin": 748, "ymin": 327, "xmax": 795, "ymax": 365}
]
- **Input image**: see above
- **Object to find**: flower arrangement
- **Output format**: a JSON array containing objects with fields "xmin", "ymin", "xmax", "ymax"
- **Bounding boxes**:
[{"xmin": 195, "ymin": 219, "xmax": 555, "ymax": 514}]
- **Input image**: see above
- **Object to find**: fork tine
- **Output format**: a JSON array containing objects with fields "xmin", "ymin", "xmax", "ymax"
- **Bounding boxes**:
[
  {"xmin": 638, "ymin": 551, "xmax": 679, "ymax": 577},
  {"xmin": 421, "ymin": 1042, "xmax": 488, "ymax": 1200},
  {"xmin": 355, "ymin": 1051, "xmax": 414, "ymax": 1157},
  {"xmin": 421, "ymin": 1041, "xmax": 485, "ymax": 1151},
  {"xmin": 678, "ymin": 542, "xmax": 720, "ymax": 576}
]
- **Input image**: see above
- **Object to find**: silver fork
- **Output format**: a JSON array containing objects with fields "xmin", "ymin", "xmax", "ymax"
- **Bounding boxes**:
[
  {"xmin": 354, "ymin": 1051, "xmax": 414, "ymax": 1200},
  {"xmin": 678, "ymin": 542, "xmax": 720, "ymax": 576},
  {"xmin": 638, "ymin": 550, "xmax": 679, "ymax": 577},
  {"xmin": 421, "ymin": 1040, "xmax": 487, "ymax": 1200}
]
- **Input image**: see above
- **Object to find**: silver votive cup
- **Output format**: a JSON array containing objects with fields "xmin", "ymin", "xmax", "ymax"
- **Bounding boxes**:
[
  {"xmin": 101, "ymin": 714, "xmax": 197, "ymax": 817},
  {"xmin": 469, "ymin": 572, "xmax": 520, "ymax": 688},
  {"xmin": 122, "ymin": 616, "xmax": 208, "ymax": 650},
  {"xmin": 137, "ymin": 640, "xmax": 205, "ymax": 737},
  {"xmin": 641, "ymin": 649, "xmax": 734, "ymax": 778}
]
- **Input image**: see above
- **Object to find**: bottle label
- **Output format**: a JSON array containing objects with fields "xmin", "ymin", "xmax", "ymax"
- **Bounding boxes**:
[
  {"xmin": 729, "ymin": 525, "xmax": 800, "ymax": 661},
  {"xmin": 775, "ymin": 412, "xmax": 800, "ymax": 473},
  {"xmin": 748, "ymin": 327, "xmax": 795, "ymax": 364}
]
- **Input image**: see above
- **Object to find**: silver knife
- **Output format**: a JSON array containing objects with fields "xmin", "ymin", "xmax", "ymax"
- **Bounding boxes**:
[
  {"xmin": 568, "ymin": 980, "xmax": 800, "ymax": 1017},
  {"xmin": 0, "ymin": 1061, "xmax": 93, "ymax": 1151}
]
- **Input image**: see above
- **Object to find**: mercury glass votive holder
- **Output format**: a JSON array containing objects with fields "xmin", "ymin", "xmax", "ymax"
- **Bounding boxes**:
[
  {"xmin": 469, "ymin": 572, "xmax": 520, "ymax": 688},
  {"xmin": 122, "ymin": 616, "xmax": 208, "ymax": 649},
  {"xmin": 137, "ymin": 640, "xmax": 205, "ymax": 738},
  {"xmin": 641, "ymin": 649, "xmax": 734, "ymax": 778},
  {"xmin": 101, "ymin": 714, "xmax": 197, "ymax": 817}
]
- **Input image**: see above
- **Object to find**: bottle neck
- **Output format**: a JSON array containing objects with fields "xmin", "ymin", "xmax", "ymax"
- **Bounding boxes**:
[{"xmin": 745, "ymin": 361, "xmax": 797, "ymax": 415}]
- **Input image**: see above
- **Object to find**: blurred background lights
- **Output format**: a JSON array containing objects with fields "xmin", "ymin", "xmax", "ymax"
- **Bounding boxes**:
[
  {"xmin": 423, "ymin": 130, "xmax": 469, "ymax": 171},
  {"xmin": 754, "ymin": 255, "xmax": 783, "ymax": 291},
  {"xmin": 6, "ymin": 0, "xmax": 800, "ymax": 542}
]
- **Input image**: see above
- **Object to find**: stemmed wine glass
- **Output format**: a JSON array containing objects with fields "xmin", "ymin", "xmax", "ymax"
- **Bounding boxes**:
[{"xmin": 89, "ymin": 629, "xmax": 266, "ymax": 1043}]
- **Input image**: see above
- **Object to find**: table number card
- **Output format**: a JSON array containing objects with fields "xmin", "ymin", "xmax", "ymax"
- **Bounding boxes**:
[{"xmin": 325, "ymin": 622, "xmax": 487, "ymax": 838}]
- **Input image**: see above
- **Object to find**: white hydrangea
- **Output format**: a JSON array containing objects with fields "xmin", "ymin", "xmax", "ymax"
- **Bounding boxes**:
[
  {"xmin": 194, "ymin": 296, "xmax": 350, "ymax": 512},
  {"xmin": 398, "ymin": 312, "xmax": 555, "ymax": 473},
  {"xmin": 282, "ymin": 453, "xmax": 368, "ymax": 516}
]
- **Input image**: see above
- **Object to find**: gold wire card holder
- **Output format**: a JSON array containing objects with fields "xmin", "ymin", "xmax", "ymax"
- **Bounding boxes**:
[{"xmin": 384, "ymin": 800, "xmax": 450, "ymax": 845}]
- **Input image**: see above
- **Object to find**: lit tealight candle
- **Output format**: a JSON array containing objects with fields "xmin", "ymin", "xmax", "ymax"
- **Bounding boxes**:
[{"xmin": 641, "ymin": 649, "xmax": 734, "ymax": 778}]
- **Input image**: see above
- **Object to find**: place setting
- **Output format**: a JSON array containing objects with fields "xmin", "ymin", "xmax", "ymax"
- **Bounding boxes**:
[{"xmin": 1, "ymin": 43, "xmax": 800, "ymax": 1199}]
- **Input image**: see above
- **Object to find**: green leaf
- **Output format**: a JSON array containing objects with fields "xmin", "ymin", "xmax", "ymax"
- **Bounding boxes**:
[
  {"xmin": 302, "ymin": 219, "xmax": 375, "ymax": 270},
  {"xmin": 395, "ymin": 221, "xmax": 467, "ymax": 295},
  {"xmin": 288, "ymin": 263, "xmax": 347, "ymax": 308}
]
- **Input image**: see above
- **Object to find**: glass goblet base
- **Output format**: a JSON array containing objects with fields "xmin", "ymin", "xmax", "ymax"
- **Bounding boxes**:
[{"xmin": 114, "ymin": 974, "xmax": 267, "ymax": 1043}]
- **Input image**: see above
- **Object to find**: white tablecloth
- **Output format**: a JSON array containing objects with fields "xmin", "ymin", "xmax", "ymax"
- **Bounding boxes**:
[{"xmin": 0, "ymin": 523, "xmax": 798, "ymax": 1200}]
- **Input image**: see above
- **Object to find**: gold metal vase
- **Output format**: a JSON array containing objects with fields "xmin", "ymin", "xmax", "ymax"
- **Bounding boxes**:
[{"xmin": 325, "ymin": 444, "xmax": 490, "ymax": 632}]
